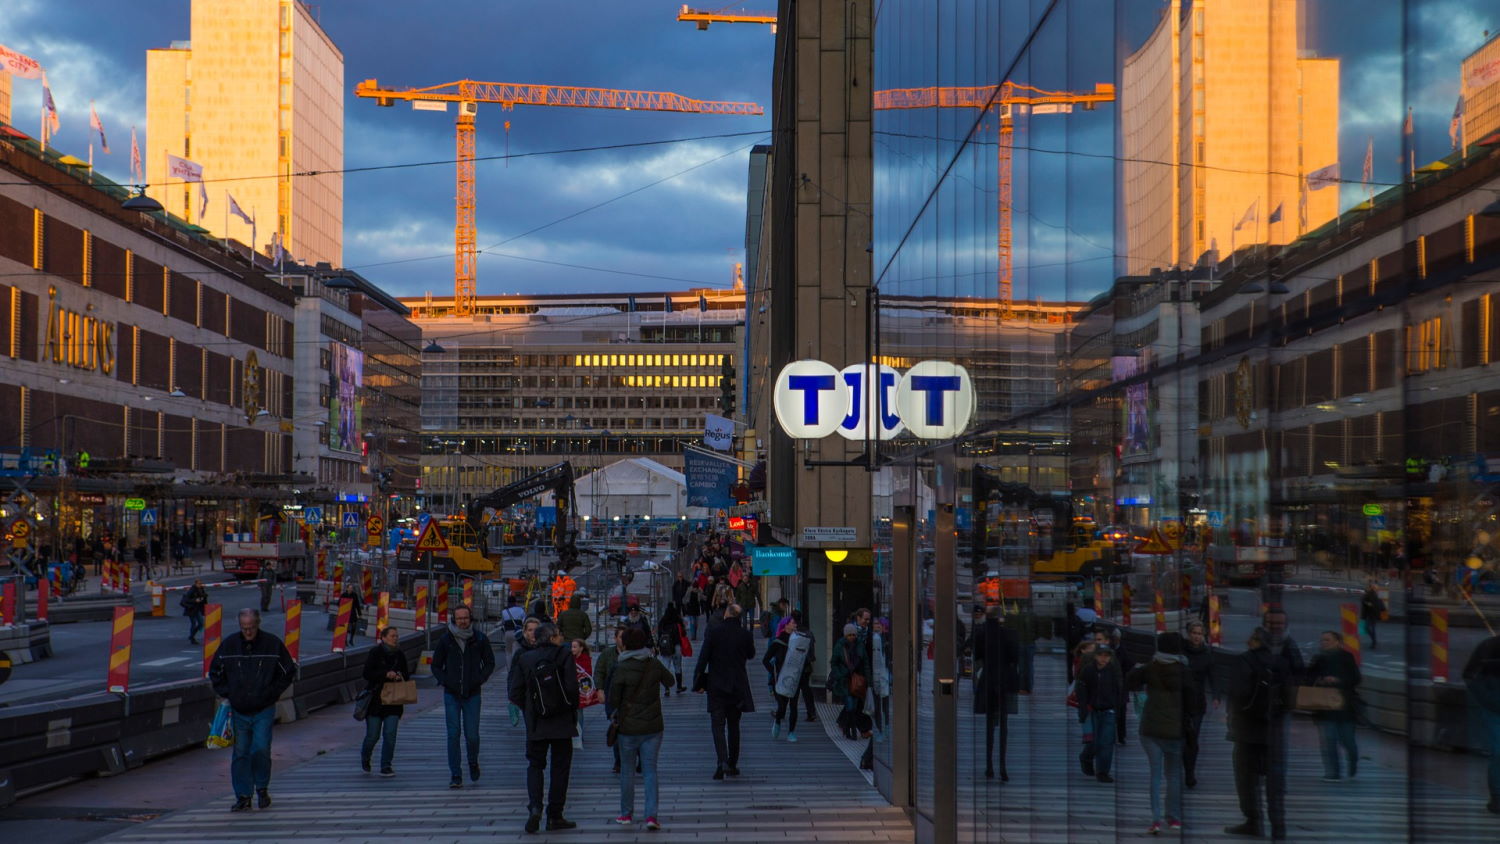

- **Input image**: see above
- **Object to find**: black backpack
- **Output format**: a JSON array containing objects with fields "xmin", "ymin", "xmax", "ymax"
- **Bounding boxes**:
[
  {"xmin": 528, "ymin": 650, "xmax": 575, "ymax": 717},
  {"xmin": 657, "ymin": 628, "xmax": 677, "ymax": 654}
]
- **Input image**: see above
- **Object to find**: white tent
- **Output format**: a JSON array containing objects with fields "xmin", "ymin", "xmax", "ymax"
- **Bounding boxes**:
[{"xmin": 546, "ymin": 457, "xmax": 689, "ymax": 521}]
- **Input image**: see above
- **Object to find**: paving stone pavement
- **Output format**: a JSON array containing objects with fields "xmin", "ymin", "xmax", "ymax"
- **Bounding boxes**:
[{"xmin": 100, "ymin": 640, "xmax": 913, "ymax": 843}]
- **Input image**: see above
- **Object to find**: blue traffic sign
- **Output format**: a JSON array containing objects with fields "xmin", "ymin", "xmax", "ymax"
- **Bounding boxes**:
[
  {"xmin": 140, "ymin": 508, "xmax": 158, "ymax": 526},
  {"xmin": 1207, "ymin": 511, "xmax": 1224, "ymax": 528},
  {"xmin": 304, "ymin": 507, "xmax": 323, "ymax": 526},
  {"xmin": 341, "ymin": 511, "xmax": 360, "ymax": 528}
]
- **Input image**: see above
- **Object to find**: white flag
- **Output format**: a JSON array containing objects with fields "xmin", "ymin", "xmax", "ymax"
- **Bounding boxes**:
[
  {"xmin": 228, "ymin": 193, "xmax": 254, "ymax": 226},
  {"xmin": 0, "ymin": 44, "xmax": 42, "ymax": 79},
  {"xmin": 166, "ymin": 152, "xmax": 203, "ymax": 182},
  {"xmin": 89, "ymin": 103, "xmax": 110, "ymax": 154},
  {"xmin": 41, "ymin": 73, "xmax": 60, "ymax": 135},
  {"xmin": 704, "ymin": 414, "xmax": 735, "ymax": 452},
  {"xmin": 1305, "ymin": 163, "xmax": 1340, "ymax": 191},
  {"xmin": 1233, "ymin": 199, "xmax": 1258, "ymax": 231}
]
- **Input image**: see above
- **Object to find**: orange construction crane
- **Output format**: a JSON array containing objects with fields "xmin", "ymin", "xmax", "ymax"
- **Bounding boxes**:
[
  {"xmin": 873, "ymin": 82, "xmax": 1115, "ymax": 307},
  {"xmin": 354, "ymin": 79, "xmax": 763, "ymax": 317},
  {"xmin": 678, "ymin": 5, "xmax": 777, "ymax": 31}
]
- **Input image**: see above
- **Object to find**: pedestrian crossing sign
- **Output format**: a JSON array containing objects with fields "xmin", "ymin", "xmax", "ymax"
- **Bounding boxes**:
[
  {"xmin": 304, "ymin": 507, "xmax": 323, "ymax": 526},
  {"xmin": 341, "ymin": 511, "xmax": 360, "ymax": 529},
  {"xmin": 140, "ymin": 508, "xmax": 158, "ymax": 526}
]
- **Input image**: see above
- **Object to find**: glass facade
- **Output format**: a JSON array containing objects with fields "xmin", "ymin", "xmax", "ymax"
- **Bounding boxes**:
[{"xmin": 868, "ymin": 1, "xmax": 1500, "ymax": 840}]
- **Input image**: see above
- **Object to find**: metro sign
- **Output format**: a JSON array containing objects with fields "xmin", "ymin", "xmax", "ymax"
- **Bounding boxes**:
[{"xmin": 773, "ymin": 360, "xmax": 975, "ymax": 440}]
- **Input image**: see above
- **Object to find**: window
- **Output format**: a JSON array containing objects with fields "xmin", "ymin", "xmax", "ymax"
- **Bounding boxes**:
[{"xmin": 1406, "ymin": 317, "xmax": 1449, "ymax": 374}]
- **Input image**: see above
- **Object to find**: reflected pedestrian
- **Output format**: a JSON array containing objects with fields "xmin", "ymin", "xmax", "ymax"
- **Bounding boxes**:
[
  {"xmin": 360, "ymin": 626, "xmax": 411, "ymax": 777},
  {"xmin": 973, "ymin": 605, "xmax": 1019, "ymax": 781},
  {"xmin": 181, "ymin": 579, "xmax": 208, "ymax": 644},
  {"xmin": 1308, "ymin": 630, "xmax": 1361, "ymax": 781},
  {"xmin": 1076, "ymin": 642, "xmax": 1124, "ymax": 783},
  {"xmin": 1182, "ymin": 620, "xmax": 1217, "ymax": 788},
  {"xmin": 1225, "ymin": 626, "xmax": 1286, "ymax": 839},
  {"xmin": 431, "ymin": 605, "xmax": 495, "ymax": 788},
  {"xmin": 1463, "ymin": 632, "xmax": 1500, "ymax": 815},
  {"xmin": 208, "ymin": 609, "xmax": 296, "ymax": 812},
  {"xmin": 1127, "ymin": 632, "xmax": 1187, "ymax": 834},
  {"xmin": 1360, "ymin": 580, "xmax": 1385, "ymax": 651}
]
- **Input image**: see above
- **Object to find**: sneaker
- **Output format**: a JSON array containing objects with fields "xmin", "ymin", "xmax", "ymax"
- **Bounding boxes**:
[
  {"xmin": 525, "ymin": 811, "xmax": 542, "ymax": 834},
  {"xmin": 612, "ymin": 763, "xmax": 621, "ymax": 774},
  {"xmin": 1322, "ymin": 775, "xmax": 1340, "ymax": 782},
  {"xmin": 713, "ymin": 766, "xmax": 725, "ymax": 780},
  {"xmin": 1079, "ymin": 753, "xmax": 1095, "ymax": 777},
  {"xmin": 1096, "ymin": 774, "xmax": 1114, "ymax": 783},
  {"xmin": 361, "ymin": 758, "xmax": 371, "ymax": 773},
  {"xmin": 449, "ymin": 776, "xmax": 463, "ymax": 789},
  {"xmin": 1224, "ymin": 822, "xmax": 1262, "ymax": 837},
  {"xmin": 470, "ymin": 762, "xmax": 481, "ymax": 782},
  {"xmin": 230, "ymin": 796, "xmax": 252, "ymax": 812},
  {"xmin": 786, "ymin": 732, "xmax": 798, "ymax": 743},
  {"xmin": 1168, "ymin": 817, "xmax": 1182, "ymax": 830},
  {"xmin": 546, "ymin": 817, "xmax": 578, "ymax": 831},
  {"xmin": 772, "ymin": 721, "xmax": 782, "ymax": 739},
  {"xmin": 645, "ymin": 817, "xmax": 661, "ymax": 831},
  {"xmin": 256, "ymin": 789, "xmax": 271, "ymax": 809},
  {"xmin": 1185, "ymin": 775, "xmax": 1197, "ymax": 789},
  {"xmin": 1148, "ymin": 822, "xmax": 1162, "ymax": 835},
  {"xmin": 727, "ymin": 765, "xmax": 740, "ymax": 776},
  {"xmin": 805, "ymin": 714, "xmax": 819, "ymax": 723},
  {"xmin": 613, "ymin": 814, "xmax": 633, "ymax": 825},
  {"xmin": 380, "ymin": 767, "xmax": 395, "ymax": 777}
]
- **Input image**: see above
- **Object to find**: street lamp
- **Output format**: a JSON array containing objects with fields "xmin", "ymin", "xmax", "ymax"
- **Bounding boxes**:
[
  {"xmin": 423, "ymin": 340, "xmax": 446, "ymax": 354},
  {"xmin": 121, "ymin": 187, "xmax": 164, "ymax": 214}
]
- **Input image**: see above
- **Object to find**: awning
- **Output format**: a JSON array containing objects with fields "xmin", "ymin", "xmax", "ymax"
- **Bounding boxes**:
[{"xmin": 57, "ymin": 154, "xmax": 89, "ymax": 167}]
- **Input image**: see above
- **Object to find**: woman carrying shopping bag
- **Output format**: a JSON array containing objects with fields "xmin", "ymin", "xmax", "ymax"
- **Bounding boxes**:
[{"xmin": 360, "ymin": 626, "xmax": 412, "ymax": 777}]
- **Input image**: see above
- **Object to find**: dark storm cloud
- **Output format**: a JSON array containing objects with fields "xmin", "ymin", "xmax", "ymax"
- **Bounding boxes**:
[{"xmin": 1, "ymin": 1, "xmax": 772, "ymax": 297}]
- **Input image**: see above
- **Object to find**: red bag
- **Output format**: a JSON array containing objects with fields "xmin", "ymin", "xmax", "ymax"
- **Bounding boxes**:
[{"xmin": 679, "ymin": 631, "xmax": 693, "ymax": 658}]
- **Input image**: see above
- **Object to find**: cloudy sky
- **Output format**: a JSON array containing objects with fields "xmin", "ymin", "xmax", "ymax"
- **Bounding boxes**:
[
  {"xmin": 3, "ymin": 1, "xmax": 1497, "ymax": 302},
  {"xmin": 0, "ymin": 0, "xmax": 773, "ymax": 298}
]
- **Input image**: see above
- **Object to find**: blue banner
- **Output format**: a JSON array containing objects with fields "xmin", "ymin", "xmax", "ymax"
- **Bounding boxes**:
[
  {"xmin": 684, "ymin": 449, "xmax": 736, "ymax": 509},
  {"xmin": 751, "ymin": 545, "xmax": 798, "ymax": 576}
]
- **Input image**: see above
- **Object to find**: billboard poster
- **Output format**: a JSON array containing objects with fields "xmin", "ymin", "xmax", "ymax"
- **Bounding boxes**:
[
  {"xmin": 1112, "ymin": 352, "xmax": 1152, "ymax": 457},
  {"xmin": 685, "ymin": 449, "xmax": 736, "ymax": 509},
  {"xmin": 329, "ymin": 343, "xmax": 364, "ymax": 452}
]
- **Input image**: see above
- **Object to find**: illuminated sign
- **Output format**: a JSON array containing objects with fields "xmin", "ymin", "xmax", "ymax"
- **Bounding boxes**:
[
  {"xmin": 44, "ymin": 286, "xmax": 115, "ymax": 374},
  {"xmin": 124, "ymin": 498, "xmax": 146, "ymax": 510},
  {"xmin": 773, "ymin": 359, "xmax": 974, "ymax": 440}
]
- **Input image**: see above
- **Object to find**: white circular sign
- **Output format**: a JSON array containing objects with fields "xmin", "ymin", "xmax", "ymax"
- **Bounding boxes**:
[
  {"xmin": 773, "ymin": 360, "xmax": 849, "ymax": 438},
  {"xmin": 836, "ymin": 363, "xmax": 905, "ymax": 441},
  {"xmin": 894, "ymin": 361, "xmax": 975, "ymax": 439}
]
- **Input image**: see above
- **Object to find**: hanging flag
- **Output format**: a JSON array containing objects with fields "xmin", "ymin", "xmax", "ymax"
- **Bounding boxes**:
[
  {"xmin": 41, "ymin": 73, "xmax": 60, "ymax": 135},
  {"xmin": 1268, "ymin": 203, "xmax": 1283, "ymax": 225},
  {"xmin": 130, "ymin": 126, "xmax": 143, "ymax": 184},
  {"xmin": 272, "ymin": 231, "xmax": 286, "ymax": 265},
  {"xmin": 1403, "ymin": 106, "xmax": 1413, "ymax": 138},
  {"xmin": 1362, "ymin": 137, "xmax": 1374, "ymax": 186},
  {"xmin": 197, "ymin": 181, "xmax": 209, "ymax": 223},
  {"xmin": 1450, "ymin": 94, "xmax": 1466, "ymax": 149},
  {"xmin": 0, "ymin": 44, "xmax": 42, "ymax": 79},
  {"xmin": 699, "ymin": 294, "xmax": 708, "ymax": 312},
  {"xmin": 228, "ymin": 193, "xmax": 254, "ymax": 226},
  {"xmin": 627, "ymin": 296, "xmax": 638, "ymax": 313},
  {"xmin": 89, "ymin": 103, "xmax": 110, "ymax": 154},
  {"xmin": 1305, "ymin": 163, "xmax": 1340, "ymax": 191},
  {"xmin": 663, "ymin": 295, "xmax": 674, "ymax": 314},
  {"xmin": 1233, "ymin": 199, "xmax": 1258, "ymax": 231},
  {"xmin": 704, "ymin": 414, "xmax": 735, "ymax": 451},
  {"xmin": 166, "ymin": 152, "xmax": 203, "ymax": 182}
]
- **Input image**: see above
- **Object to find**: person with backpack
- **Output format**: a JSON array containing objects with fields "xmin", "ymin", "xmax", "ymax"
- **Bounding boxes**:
[
  {"xmin": 1463, "ymin": 632, "xmax": 1500, "ymax": 815},
  {"xmin": 359, "ymin": 626, "xmax": 411, "ymax": 777},
  {"xmin": 1307, "ymin": 630, "xmax": 1362, "ymax": 782},
  {"xmin": 181, "ymin": 579, "xmax": 208, "ymax": 644},
  {"xmin": 1359, "ymin": 580, "xmax": 1386, "ymax": 650},
  {"xmin": 657, "ymin": 602, "xmax": 688, "ymax": 694},
  {"xmin": 694, "ymin": 602, "xmax": 756, "ymax": 779},
  {"xmin": 1126, "ymin": 632, "xmax": 1190, "ymax": 834},
  {"xmin": 763, "ymin": 614, "xmax": 813, "ymax": 742},
  {"xmin": 508, "ymin": 622, "xmax": 580, "ymax": 833},
  {"xmin": 1225, "ymin": 626, "xmax": 1289, "ymax": 839},
  {"xmin": 610, "ymin": 626, "xmax": 673, "ymax": 830},
  {"xmin": 431, "ymin": 604, "xmax": 495, "ymax": 788}
]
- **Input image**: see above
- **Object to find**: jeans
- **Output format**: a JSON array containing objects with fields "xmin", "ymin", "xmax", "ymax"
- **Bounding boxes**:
[
  {"xmin": 688, "ymin": 615, "xmax": 698, "ymax": 639},
  {"xmin": 774, "ymin": 692, "xmax": 799, "ymax": 733},
  {"xmin": 442, "ymin": 692, "xmax": 481, "ymax": 778},
  {"xmin": 663, "ymin": 653, "xmax": 682, "ymax": 677},
  {"xmin": 1481, "ymin": 707, "xmax": 1500, "ymax": 800},
  {"xmin": 187, "ymin": 612, "xmax": 203, "ymax": 641},
  {"xmin": 708, "ymin": 694, "xmax": 743, "ymax": 767},
  {"xmin": 617, "ymin": 731, "xmax": 662, "ymax": 819},
  {"xmin": 526, "ymin": 737, "xmax": 574, "ymax": 816},
  {"xmin": 1317, "ymin": 718, "xmax": 1358, "ymax": 778},
  {"xmin": 362, "ymin": 714, "xmax": 399, "ymax": 769},
  {"xmin": 229, "ymin": 706, "xmax": 275, "ymax": 797},
  {"xmin": 1141, "ymin": 735, "xmax": 1184, "ymax": 823},
  {"xmin": 1081, "ymin": 709, "xmax": 1116, "ymax": 776},
  {"xmin": 799, "ymin": 671, "xmax": 818, "ymax": 719}
]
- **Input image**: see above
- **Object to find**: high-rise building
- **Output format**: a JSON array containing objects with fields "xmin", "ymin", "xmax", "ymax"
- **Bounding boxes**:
[
  {"xmin": 146, "ymin": 0, "xmax": 343, "ymax": 265},
  {"xmin": 1121, "ymin": 0, "xmax": 1339, "ymax": 274},
  {"xmin": 1462, "ymin": 32, "xmax": 1500, "ymax": 147},
  {"xmin": 0, "ymin": 71, "xmax": 11, "ymax": 127}
]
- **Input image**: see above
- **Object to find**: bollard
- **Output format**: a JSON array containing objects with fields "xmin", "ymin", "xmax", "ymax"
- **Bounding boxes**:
[
  {"xmin": 284, "ymin": 600, "xmax": 302, "ymax": 663},
  {"xmin": 0, "ymin": 580, "xmax": 14, "ymax": 626},
  {"xmin": 1208, "ymin": 592, "xmax": 1222, "ymax": 645},
  {"xmin": 107, "ymin": 606, "xmax": 134, "ymax": 693},
  {"xmin": 1153, "ymin": 588, "xmax": 1166, "ymax": 633},
  {"xmin": 437, "ymin": 581, "xmax": 450, "ymax": 623},
  {"xmin": 361, "ymin": 568, "xmax": 374, "ymax": 605},
  {"xmin": 1340, "ymin": 602, "xmax": 1361, "ymax": 665},
  {"xmin": 1122, "ymin": 581, "xmax": 1132, "ymax": 627},
  {"xmin": 414, "ymin": 582, "xmax": 429, "ymax": 631},
  {"xmin": 104, "ymin": 558, "xmax": 116, "ymax": 592},
  {"xmin": 332, "ymin": 596, "xmax": 352, "ymax": 653},
  {"xmin": 203, "ymin": 603, "xmax": 222, "ymax": 676},
  {"xmin": 122, "ymin": 567, "xmax": 131, "ymax": 596},
  {"xmin": 1092, "ymin": 578, "xmax": 1103, "ymax": 618},
  {"xmin": 1430, "ymin": 608, "xmax": 1449, "ymax": 683},
  {"xmin": 462, "ymin": 577, "xmax": 474, "ymax": 608},
  {"xmin": 332, "ymin": 561, "xmax": 344, "ymax": 585},
  {"xmin": 37, "ymin": 577, "xmax": 49, "ymax": 623},
  {"xmin": 316, "ymin": 549, "xmax": 328, "ymax": 581},
  {"xmin": 151, "ymin": 582, "xmax": 165, "ymax": 617},
  {"xmin": 376, "ymin": 591, "xmax": 390, "ymax": 632}
]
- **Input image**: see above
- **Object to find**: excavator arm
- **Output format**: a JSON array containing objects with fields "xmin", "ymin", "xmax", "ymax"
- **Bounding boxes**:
[{"xmin": 465, "ymin": 461, "xmax": 578, "ymax": 567}]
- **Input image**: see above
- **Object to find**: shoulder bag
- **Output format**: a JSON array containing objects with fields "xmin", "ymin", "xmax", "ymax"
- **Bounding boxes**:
[
  {"xmin": 380, "ymin": 679, "xmax": 419, "ymax": 705},
  {"xmin": 353, "ymin": 689, "xmax": 372, "ymax": 721}
]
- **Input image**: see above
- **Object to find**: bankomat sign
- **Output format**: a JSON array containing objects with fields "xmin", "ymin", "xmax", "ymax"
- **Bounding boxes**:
[{"xmin": 772, "ymin": 360, "xmax": 974, "ymax": 440}]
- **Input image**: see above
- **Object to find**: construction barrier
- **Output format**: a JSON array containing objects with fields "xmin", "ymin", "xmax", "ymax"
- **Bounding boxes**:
[
  {"xmin": 1092, "ymin": 578, "xmax": 1103, "ymax": 618},
  {"xmin": 1208, "ymin": 592, "xmax": 1222, "ymax": 645},
  {"xmin": 462, "ymin": 578, "xmax": 474, "ymax": 608},
  {"xmin": 1179, "ymin": 571, "xmax": 1191, "ymax": 612},
  {"xmin": 316, "ymin": 549, "xmax": 328, "ymax": 581},
  {"xmin": 332, "ymin": 561, "xmax": 344, "ymax": 585},
  {"xmin": 414, "ymin": 582, "xmax": 428, "ymax": 631},
  {"xmin": 437, "ymin": 581, "xmax": 450, "ymax": 623},
  {"xmin": 1121, "ymin": 581, "xmax": 1132, "ymax": 627},
  {"xmin": 107, "ymin": 607, "xmax": 133, "ymax": 694},
  {"xmin": 1153, "ymin": 589, "xmax": 1166, "ymax": 633},
  {"xmin": 35, "ymin": 579, "xmax": 48, "ymax": 623},
  {"xmin": 1430, "ymin": 608, "xmax": 1448, "ymax": 683},
  {"xmin": 376, "ymin": 591, "xmax": 390, "ymax": 633},
  {"xmin": 284, "ymin": 600, "xmax": 302, "ymax": 663},
  {"xmin": 1340, "ymin": 602, "xmax": 1361, "ymax": 665},
  {"xmin": 332, "ymin": 596, "xmax": 352, "ymax": 653},
  {"xmin": 203, "ymin": 603, "xmax": 222, "ymax": 676},
  {"xmin": 150, "ymin": 583, "xmax": 165, "ymax": 617},
  {"xmin": 361, "ymin": 569, "xmax": 373, "ymax": 605},
  {"xmin": 1, "ymin": 580, "xmax": 15, "ymax": 626}
]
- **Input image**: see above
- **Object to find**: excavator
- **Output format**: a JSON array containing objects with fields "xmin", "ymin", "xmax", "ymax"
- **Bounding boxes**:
[
  {"xmin": 396, "ymin": 461, "xmax": 579, "ymax": 576},
  {"xmin": 971, "ymin": 466, "xmax": 1124, "ymax": 581}
]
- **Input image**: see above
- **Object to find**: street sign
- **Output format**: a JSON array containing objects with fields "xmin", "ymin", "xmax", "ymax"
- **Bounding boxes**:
[
  {"xmin": 124, "ymin": 498, "xmax": 146, "ymax": 511},
  {"xmin": 1207, "ymin": 511, "xmax": 1224, "ymax": 528},
  {"xmin": 1133, "ymin": 527, "xmax": 1173, "ymax": 555},
  {"xmin": 8, "ymin": 518, "xmax": 30, "ymax": 549},
  {"xmin": 341, "ymin": 511, "xmax": 360, "ymax": 529},
  {"xmin": 801, "ymin": 526, "xmax": 857, "ymax": 543},
  {"xmin": 1161, "ymin": 519, "xmax": 1185, "ymax": 550},
  {"xmin": 366, "ymin": 515, "xmax": 384, "ymax": 535},
  {"xmin": 1361, "ymin": 503, "xmax": 1383, "ymax": 516},
  {"xmin": 413, "ymin": 519, "xmax": 448, "ymax": 554},
  {"xmin": 140, "ymin": 508, "xmax": 158, "ymax": 526},
  {"xmin": 304, "ymin": 507, "xmax": 323, "ymax": 526}
]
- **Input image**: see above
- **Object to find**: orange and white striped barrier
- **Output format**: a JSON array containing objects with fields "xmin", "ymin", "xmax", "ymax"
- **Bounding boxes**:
[
  {"xmin": 107, "ymin": 606, "xmax": 134, "ymax": 693},
  {"xmin": 1121, "ymin": 581, "xmax": 1132, "ymax": 627},
  {"xmin": 1430, "ymin": 608, "xmax": 1449, "ymax": 683},
  {"xmin": 203, "ymin": 603, "xmax": 222, "ymax": 675},
  {"xmin": 36, "ymin": 578, "xmax": 49, "ymax": 623},
  {"xmin": 1208, "ymin": 592, "xmax": 1222, "ymax": 645},
  {"xmin": 1153, "ymin": 589, "xmax": 1166, "ymax": 633},
  {"xmin": 101, "ymin": 558, "xmax": 115, "ymax": 593},
  {"xmin": 1179, "ymin": 572, "xmax": 1191, "ymax": 612},
  {"xmin": 332, "ymin": 596, "xmax": 352, "ymax": 653},
  {"xmin": 1092, "ymin": 579, "xmax": 1103, "ymax": 618},
  {"xmin": 332, "ymin": 561, "xmax": 344, "ymax": 585},
  {"xmin": 414, "ymin": 582, "xmax": 428, "ymax": 631},
  {"xmin": 316, "ymin": 549, "xmax": 328, "ymax": 581},
  {"xmin": 284, "ymin": 599, "xmax": 302, "ymax": 663},
  {"xmin": 1340, "ymin": 602, "xmax": 1361, "ymax": 665},
  {"xmin": 0, "ymin": 580, "xmax": 15, "ymax": 626},
  {"xmin": 376, "ymin": 591, "xmax": 390, "ymax": 632},
  {"xmin": 437, "ymin": 581, "xmax": 450, "ymax": 623},
  {"xmin": 462, "ymin": 578, "xmax": 474, "ymax": 608},
  {"xmin": 361, "ymin": 569, "xmax": 374, "ymax": 605}
]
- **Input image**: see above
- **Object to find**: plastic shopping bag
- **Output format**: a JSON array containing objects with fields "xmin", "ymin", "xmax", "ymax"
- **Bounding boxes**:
[{"xmin": 206, "ymin": 701, "xmax": 234, "ymax": 749}]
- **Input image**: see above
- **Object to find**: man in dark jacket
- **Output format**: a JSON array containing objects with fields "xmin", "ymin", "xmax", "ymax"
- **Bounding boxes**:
[
  {"xmin": 693, "ymin": 602, "xmax": 756, "ymax": 779},
  {"xmin": 1182, "ymin": 620, "xmax": 1216, "ymax": 788},
  {"xmin": 556, "ymin": 601, "xmax": 592, "ymax": 644},
  {"xmin": 430, "ymin": 605, "xmax": 495, "ymax": 788},
  {"xmin": 508, "ymin": 622, "xmax": 580, "ymax": 833},
  {"xmin": 1359, "ymin": 580, "xmax": 1386, "ymax": 650},
  {"xmin": 1224, "ymin": 623, "xmax": 1295, "ymax": 840},
  {"xmin": 1076, "ymin": 643, "xmax": 1125, "ymax": 782},
  {"xmin": 1462, "ymin": 632, "xmax": 1500, "ymax": 815},
  {"xmin": 972, "ymin": 606, "xmax": 1019, "ymax": 780},
  {"xmin": 207, "ymin": 608, "xmax": 296, "ymax": 812}
]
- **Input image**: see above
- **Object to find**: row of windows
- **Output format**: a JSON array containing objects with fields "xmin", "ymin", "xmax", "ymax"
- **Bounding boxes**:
[{"xmin": 572, "ymin": 353, "xmax": 728, "ymax": 368}]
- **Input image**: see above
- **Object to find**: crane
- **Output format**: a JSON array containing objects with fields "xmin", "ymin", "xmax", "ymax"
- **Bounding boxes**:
[
  {"xmin": 873, "ymin": 82, "xmax": 1115, "ymax": 308},
  {"xmin": 677, "ymin": 4, "xmax": 777, "ymax": 31},
  {"xmin": 354, "ymin": 79, "xmax": 763, "ymax": 317}
]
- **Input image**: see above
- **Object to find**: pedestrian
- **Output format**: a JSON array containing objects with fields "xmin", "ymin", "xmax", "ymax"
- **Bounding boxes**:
[
  {"xmin": 1307, "ymin": 630, "xmax": 1361, "ymax": 781},
  {"xmin": 1462, "ymin": 631, "xmax": 1500, "ymax": 815},
  {"xmin": 785, "ymin": 610, "xmax": 819, "ymax": 723},
  {"xmin": 1360, "ymin": 579, "xmax": 1385, "ymax": 651},
  {"xmin": 871, "ymin": 617, "xmax": 893, "ymax": 738},
  {"xmin": 657, "ymin": 601, "xmax": 688, "ymax": 694},
  {"xmin": 1126, "ymin": 632, "xmax": 1189, "ymax": 835},
  {"xmin": 972, "ymin": 605, "xmax": 1019, "ymax": 781},
  {"xmin": 258, "ymin": 572, "xmax": 274, "ymax": 612},
  {"xmin": 557, "ymin": 596, "xmax": 592, "ymax": 645},
  {"xmin": 430, "ymin": 604, "xmax": 495, "ymax": 788},
  {"xmin": 207, "ymin": 608, "xmax": 296, "ymax": 812},
  {"xmin": 683, "ymin": 577, "xmax": 705, "ymax": 640},
  {"xmin": 764, "ymin": 597, "xmax": 790, "ymax": 639},
  {"xmin": 181, "ymin": 579, "xmax": 208, "ymax": 644},
  {"xmin": 693, "ymin": 602, "xmax": 756, "ymax": 779},
  {"xmin": 1224, "ymin": 625, "xmax": 1292, "ymax": 840},
  {"xmin": 1076, "ymin": 642, "xmax": 1124, "ymax": 783},
  {"xmin": 1182, "ymin": 619, "xmax": 1218, "ymax": 788},
  {"xmin": 571, "ymin": 638, "xmax": 599, "ymax": 749},
  {"xmin": 509, "ymin": 616, "xmax": 541, "ymax": 725},
  {"xmin": 500, "ymin": 594, "xmax": 527, "ymax": 637},
  {"xmin": 763, "ymin": 614, "xmax": 813, "ymax": 742},
  {"xmin": 622, "ymin": 603, "xmax": 652, "ymax": 644},
  {"xmin": 341, "ymin": 586, "xmax": 364, "ymax": 644},
  {"xmin": 610, "ymin": 626, "xmax": 673, "ymax": 830},
  {"xmin": 360, "ymin": 626, "xmax": 411, "ymax": 777},
  {"xmin": 508, "ymin": 622, "xmax": 580, "ymax": 833},
  {"xmin": 1012, "ymin": 604, "xmax": 1038, "ymax": 694},
  {"xmin": 672, "ymin": 570, "xmax": 690, "ymax": 612},
  {"xmin": 1109, "ymin": 626, "xmax": 1134, "ymax": 745},
  {"xmin": 828, "ymin": 622, "xmax": 869, "ymax": 740}
]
